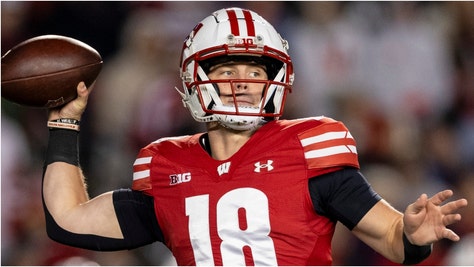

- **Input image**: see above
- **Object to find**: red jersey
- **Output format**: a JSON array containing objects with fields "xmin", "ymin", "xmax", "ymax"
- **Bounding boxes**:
[{"xmin": 132, "ymin": 117, "xmax": 359, "ymax": 265}]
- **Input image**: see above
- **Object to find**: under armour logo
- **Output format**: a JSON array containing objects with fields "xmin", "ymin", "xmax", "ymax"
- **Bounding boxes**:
[
  {"xmin": 254, "ymin": 160, "xmax": 274, "ymax": 173},
  {"xmin": 218, "ymin": 162, "xmax": 231, "ymax": 176}
]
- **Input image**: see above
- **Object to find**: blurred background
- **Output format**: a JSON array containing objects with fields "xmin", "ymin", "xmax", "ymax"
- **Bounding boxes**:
[{"xmin": 1, "ymin": 1, "xmax": 473, "ymax": 265}]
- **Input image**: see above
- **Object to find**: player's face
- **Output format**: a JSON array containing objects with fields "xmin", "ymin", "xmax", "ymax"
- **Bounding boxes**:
[{"xmin": 207, "ymin": 62, "xmax": 268, "ymax": 108}]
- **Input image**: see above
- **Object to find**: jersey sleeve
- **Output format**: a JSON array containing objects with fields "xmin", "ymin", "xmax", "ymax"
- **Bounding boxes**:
[
  {"xmin": 309, "ymin": 167, "xmax": 382, "ymax": 230},
  {"xmin": 113, "ymin": 189, "xmax": 164, "ymax": 245},
  {"xmin": 298, "ymin": 118, "xmax": 359, "ymax": 174},
  {"xmin": 132, "ymin": 147, "xmax": 154, "ymax": 193}
]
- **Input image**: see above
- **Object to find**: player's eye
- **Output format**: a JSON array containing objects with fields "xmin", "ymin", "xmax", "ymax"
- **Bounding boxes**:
[
  {"xmin": 221, "ymin": 70, "xmax": 234, "ymax": 76},
  {"xmin": 249, "ymin": 71, "xmax": 262, "ymax": 78}
]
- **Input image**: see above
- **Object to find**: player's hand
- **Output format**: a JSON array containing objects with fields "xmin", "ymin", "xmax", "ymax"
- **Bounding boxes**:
[
  {"xmin": 48, "ymin": 81, "xmax": 92, "ymax": 121},
  {"xmin": 403, "ymin": 189, "xmax": 468, "ymax": 246}
]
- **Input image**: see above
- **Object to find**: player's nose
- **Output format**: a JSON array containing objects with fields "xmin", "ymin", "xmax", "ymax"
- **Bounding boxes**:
[
  {"xmin": 234, "ymin": 81, "xmax": 248, "ymax": 91},
  {"xmin": 233, "ymin": 74, "xmax": 248, "ymax": 91}
]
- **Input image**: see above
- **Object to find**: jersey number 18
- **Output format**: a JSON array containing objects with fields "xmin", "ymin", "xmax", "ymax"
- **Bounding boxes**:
[{"xmin": 186, "ymin": 187, "xmax": 278, "ymax": 265}]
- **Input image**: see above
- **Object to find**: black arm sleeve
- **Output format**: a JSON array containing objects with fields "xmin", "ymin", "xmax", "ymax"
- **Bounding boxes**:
[
  {"xmin": 309, "ymin": 167, "xmax": 382, "ymax": 230},
  {"xmin": 43, "ymin": 197, "xmax": 128, "ymax": 251},
  {"xmin": 113, "ymin": 188, "xmax": 164, "ymax": 246},
  {"xmin": 43, "ymin": 186, "xmax": 163, "ymax": 251}
]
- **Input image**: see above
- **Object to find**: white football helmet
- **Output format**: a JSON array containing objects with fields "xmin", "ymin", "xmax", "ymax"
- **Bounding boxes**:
[{"xmin": 178, "ymin": 7, "xmax": 294, "ymax": 131}]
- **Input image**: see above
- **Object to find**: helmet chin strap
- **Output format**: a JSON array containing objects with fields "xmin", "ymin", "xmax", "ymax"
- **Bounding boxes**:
[{"xmin": 213, "ymin": 105, "xmax": 267, "ymax": 131}]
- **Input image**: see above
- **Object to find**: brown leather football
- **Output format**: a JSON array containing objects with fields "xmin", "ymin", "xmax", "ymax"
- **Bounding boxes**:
[{"xmin": 1, "ymin": 35, "xmax": 103, "ymax": 108}]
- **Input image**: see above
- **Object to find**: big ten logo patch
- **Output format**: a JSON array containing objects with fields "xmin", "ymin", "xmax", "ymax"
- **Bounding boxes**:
[{"xmin": 170, "ymin": 172, "xmax": 191, "ymax": 185}]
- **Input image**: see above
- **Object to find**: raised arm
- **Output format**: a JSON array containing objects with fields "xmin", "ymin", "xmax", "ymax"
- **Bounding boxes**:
[
  {"xmin": 43, "ymin": 82, "xmax": 123, "ymax": 239},
  {"xmin": 352, "ymin": 190, "xmax": 468, "ymax": 264}
]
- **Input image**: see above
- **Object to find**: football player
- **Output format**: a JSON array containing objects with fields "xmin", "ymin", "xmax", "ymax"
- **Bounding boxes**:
[{"xmin": 43, "ymin": 7, "xmax": 468, "ymax": 265}]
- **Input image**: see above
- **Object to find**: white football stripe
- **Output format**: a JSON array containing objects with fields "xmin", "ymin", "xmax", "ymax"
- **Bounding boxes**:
[
  {"xmin": 133, "ymin": 170, "xmax": 150, "ymax": 181},
  {"xmin": 134, "ymin": 157, "xmax": 152, "ymax": 166},
  {"xmin": 300, "ymin": 131, "xmax": 353, "ymax": 146},
  {"xmin": 305, "ymin": 145, "xmax": 357, "ymax": 159}
]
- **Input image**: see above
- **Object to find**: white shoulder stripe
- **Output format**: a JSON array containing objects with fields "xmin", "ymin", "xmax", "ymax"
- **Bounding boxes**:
[
  {"xmin": 134, "ymin": 156, "xmax": 152, "ymax": 166},
  {"xmin": 133, "ymin": 170, "xmax": 150, "ymax": 181},
  {"xmin": 305, "ymin": 145, "xmax": 357, "ymax": 159},
  {"xmin": 152, "ymin": 135, "xmax": 190, "ymax": 144},
  {"xmin": 300, "ymin": 131, "xmax": 353, "ymax": 147},
  {"xmin": 133, "ymin": 157, "xmax": 152, "ymax": 181}
]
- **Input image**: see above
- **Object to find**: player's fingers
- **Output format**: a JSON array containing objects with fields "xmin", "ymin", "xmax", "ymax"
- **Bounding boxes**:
[
  {"xmin": 441, "ymin": 198, "xmax": 468, "ymax": 215},
  {"xmin": 442, "ymin": 213, "xmax": 462, "ymax": 226},
  {"xmin": 429, "ymin": 190, "xmax": 454, "ymax": 206},
  {"xmin": 441, "ymin": 228, "xmax": 461, "ymax": 242}
]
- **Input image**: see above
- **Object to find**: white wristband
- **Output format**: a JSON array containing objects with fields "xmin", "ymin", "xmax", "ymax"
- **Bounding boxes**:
[{"xmin": 47, "ymin": 119, "xmax": 80, "ymax": 131}]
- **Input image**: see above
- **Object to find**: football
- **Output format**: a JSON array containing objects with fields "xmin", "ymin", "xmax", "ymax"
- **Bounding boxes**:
[{"xmin": 1, "ymin": 34, "xmax": 103, "ymax": 108}]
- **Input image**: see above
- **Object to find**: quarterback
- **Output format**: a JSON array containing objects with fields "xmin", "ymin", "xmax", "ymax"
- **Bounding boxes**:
[{"xmin": 42, "ymin": 7, "xmax": 468, "ymax": 265}]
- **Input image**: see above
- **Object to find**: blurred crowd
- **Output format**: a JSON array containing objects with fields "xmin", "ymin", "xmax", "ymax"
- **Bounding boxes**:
[{"xmin": 1, "ymin": 1, "xmax": 473, "ymax": 265}]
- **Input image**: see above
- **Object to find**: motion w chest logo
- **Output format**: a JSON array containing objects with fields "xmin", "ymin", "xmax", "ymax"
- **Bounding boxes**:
[{"xmin": 217, "ymin": 162, "xmax": 231, "ymax": 176}]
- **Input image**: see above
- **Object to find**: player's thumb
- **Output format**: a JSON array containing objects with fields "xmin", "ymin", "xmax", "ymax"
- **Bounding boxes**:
[
  {"xmin": 64, "ymin": 82, "xmax": 90, "ymax": 119},
  {"xmin": 75, "ymin": 82, "xmax": 91, "ymax": 106},
  {"xmin": 407, "ymin": 194, "xmax": 428, "ymax": 214},
  {"xmin": 77, "ymin": 82, "xmax": 89, "ymax": 98}
]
